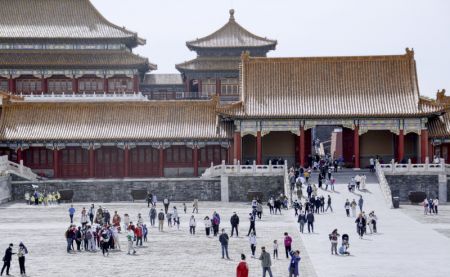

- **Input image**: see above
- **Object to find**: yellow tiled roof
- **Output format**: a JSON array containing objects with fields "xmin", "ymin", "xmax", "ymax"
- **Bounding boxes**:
[
  {"xmin": 220, "ymin": 51, "xmax": 443, "ymax": 118},
  {"xmin": 0, "ymin": 100, "xmax": 232, "ymax": 141}
]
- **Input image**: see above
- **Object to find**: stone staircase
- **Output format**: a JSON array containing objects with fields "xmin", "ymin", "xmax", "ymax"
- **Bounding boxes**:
[{"xmin": 0, "ymin": 155, "xmax": 39, "ymax": 181}]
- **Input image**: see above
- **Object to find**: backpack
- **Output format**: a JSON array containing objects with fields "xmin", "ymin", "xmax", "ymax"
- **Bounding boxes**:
[{"xmin": 86, "ymin": 231, "xmax": 92, "ymax": 240}]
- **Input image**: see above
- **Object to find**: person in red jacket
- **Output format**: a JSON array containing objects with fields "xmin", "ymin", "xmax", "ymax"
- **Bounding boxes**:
[
  {"xmin": 236, "ymin": 254, "xmax": 248, "ymax": 277},
  {"xmin": 134, "ymin": 224, "xmax": 143, "ymax": 246},
  {"xmin": 284, "ymin": 232, "xmax": 293, "ymax": 259}
]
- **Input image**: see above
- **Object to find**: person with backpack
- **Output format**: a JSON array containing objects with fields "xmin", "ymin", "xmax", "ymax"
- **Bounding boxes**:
[
  {"xmin": 230, "ymin": 212, "xmax": 240, "ymax": 237},
  {"xmin": 158, "ymin": 209, "xmax": 165, "ymax": 232},
  {"xmin": 284, "ymin": 232, "xmax": 292, "ymax": 259},
  {"xmin": 288, "ymin": 250, "xmax": 301, "ymax": 277},
  {"xmin": 212, "ymin": 212, "xmax": 221, "ymax": 236},
  {"xmin": 247, "ymin": 213, "xmax": 256, "ymax": 236},
  {"xmin": 219, "ymin": 229, "xmax": 230, "ymax": 259},
  {"xmin": 329, "ymin": 229, "xmax": 340, "ymax": 255},
  {"xmin": 1, "ymin": 243, "xmax": 15, "ymax": 276}
]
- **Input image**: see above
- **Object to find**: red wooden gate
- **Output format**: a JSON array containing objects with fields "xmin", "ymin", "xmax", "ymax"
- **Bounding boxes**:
[
  {"xmin": 129, "ymin": 146, "xmax": 159, "ymax": 177},
  {"xmin": 95, "ymin": 147, "xmax": 124, "ymax": 178}
]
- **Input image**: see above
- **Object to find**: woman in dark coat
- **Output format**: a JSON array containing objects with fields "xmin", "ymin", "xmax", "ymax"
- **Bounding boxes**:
[{"xmin": 288, "ymin": 250, "xmax": 301, "ymax": 277}]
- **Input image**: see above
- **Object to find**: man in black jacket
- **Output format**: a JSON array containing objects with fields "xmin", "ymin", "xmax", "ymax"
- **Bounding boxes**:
[
  {"xmin": 247, "ymin": 213, "xmax": 256, "ymax": 236},
  {"xmin": 307, "ymin": 211, "xmax": 315, "ymax": 233},
  {"xmin": 230, "ymin": 212, "xmax": 240, "ymax": 237},
  {"xmin": 1, "ymin": 243, "xmax": 15, "ymax": 276},
  {"xmin": 219, "ymin": 229, "xmax": 230, "ymax": 259}
]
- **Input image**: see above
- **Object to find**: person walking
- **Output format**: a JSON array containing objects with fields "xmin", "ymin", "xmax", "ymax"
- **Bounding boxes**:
[
  {"xmin": 212, "ymin": 212, "xmax": 221, "ymax": 236},
  {"xmin": 1, "ymin": 243, "xmax": 15, "ymax": 276},
  {"xmin": 158, "ymin": 209, "xmax": 165, "ymax": 232},
  {"xmin": 284, "ymin": 232, "xmax": 293, "ymax": 259},
  {"xmin": 288, "ymin": 250, "xmax": 301, "ymax": 277},
  {"xmin": 126, "ymin": 227, "xmax": 136, "ymax": 255},
  {"xmin": 189, "ymin": 215, "xmax": 196, "ymax": 235},
  {"xmin": 146, "ymin": 192, "xmax": 153, "ymax": 208},
  {"xmin": 192, "ymin": 199, "xmax": 199, "ymax": 213},
  {"xmin": 236, "ymin": 254, "xmax": 249, "ymax": 277},
  {"xmin": 247, "ymin": 213, "xmax": 256, "ymax": 236},
  {"xmin": 259, "ymin": 246, "xmax": 273, "ymax": 277},
  {"xmin": 325, "ymin": 195, "xmax": 333, "ymax": 212},
  {"xmin": 163, "ymin": 197, "xmax": 170, "ymax": 214},
  {"xmin": 273, "ymin": 240, "xmax": 279, "ymax": 259},
  {"xmin": 249, "ymin": 232, "xmax": 257, "ymax": 258},
  {"xmin": 88, "ymin": 204, "xmax": 95, "ymax": 225},
  {"xmin": 204, "ymin": 216, "xmax": 211, "ymax": 236},
  {"xmin": 68, "ymin": 205, "xmax": 75, "ymax": 224},
  {"xmin": 297, "ymin": 211, "xmax": 306, "ymax": 233},
  {"xmin": 355, "ymin": 214, "xmax": 367, "ymax": 239},
  {"xmin": 306, "ymin": 184, "xmax": 313, "ymax": 200},
  {"xmin": 219, "ymin": 229, "xmax": 230, "ymax": 259},
  {"xmin": 307, "ymin": 211, "xmax": 315, "ymax": 233},
  {"xmin": 230, "ymin": 212, "xmax": 240, "ymax": 237},
  {"xmin": 350, "ymin": 199, "xmax": 357, "ymax": 217},
  {"xmin": 345, "ymin": 199, "xmax": 350, "ymax": 217},
  {"xmin": 358, "ymin": 196, "xmax": 364, "ymax": 213},
  {"xmin": 149, "ymin": 205, "xmax": 157, "ymax": 227},
  {"xmin": 329, "ymin": 229, "xmax": 340, "ymax": 255},
  {"xmin": 17, "ymin": 242, "xmax": 27, "ymax": 276}
]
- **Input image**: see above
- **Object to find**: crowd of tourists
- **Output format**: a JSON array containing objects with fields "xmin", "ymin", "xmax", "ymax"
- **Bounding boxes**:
[{"xmin": 23, "ymin": 190, "xmax": 61, "ymax": 206}]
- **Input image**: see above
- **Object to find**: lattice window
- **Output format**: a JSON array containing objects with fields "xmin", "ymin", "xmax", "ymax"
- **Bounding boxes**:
[
  {"xmin": 221, "ymin": 78, "xmax": 239, "ymax": 95},
  {"xmin": 201, "ymin": 79, "xmax": 216, "ymax": 97}
]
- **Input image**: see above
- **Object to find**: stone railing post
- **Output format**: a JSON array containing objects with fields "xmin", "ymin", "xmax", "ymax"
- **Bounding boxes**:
[
  {"xmin": 221, "ymin": 160, "xmax": 226, "ymax": 174},
  {"xmin": 425, "ymin": 157, "xmax": 429, "ymax": 171},
  {"xmin": 407, "ymin": 159, "xmax": 412, "ymax": 171},
  {"xmin": 391, "ymin": 159, "xmax": 395, "ymax": 173},
  {"xmin": 253, "ymin": 160, "xmax": 256, "ymax": 173},
  {"xmin": 269, "ymin": 160, "xmax": 273, "ymax": 173},
  {"xmin": 19, "ymin": 160, "xmax": 24, "ymax": 175},
  {"xmin": 237, "ymin": 160, "xmax": 240, "ymax": 173}
]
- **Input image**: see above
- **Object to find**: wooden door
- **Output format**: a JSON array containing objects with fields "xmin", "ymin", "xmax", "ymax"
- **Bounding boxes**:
[{"xmin": 95, "ymin": 147, "xmax": 124, "ymax": 178}]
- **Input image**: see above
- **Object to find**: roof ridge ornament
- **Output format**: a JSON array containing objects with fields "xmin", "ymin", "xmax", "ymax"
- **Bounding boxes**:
[
  {"xmin": 229, "ymin": 9, "xmax": 235, "ymax": 21},
  {"xmin": 241, "ymin": 51, "xmax": 250, "ymax": 62},
  {"xmin": 405, "ymin": 47, "xmax": 414, "ymax": 58}
]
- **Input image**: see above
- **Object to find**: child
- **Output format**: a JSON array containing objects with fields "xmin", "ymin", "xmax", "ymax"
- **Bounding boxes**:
[
  {"xmin": 143, "ymin": 224, "xmax": 148, "ymax": 242},
  {"xmin": 273, "ymin": 240, "xmax": 279, "ymax": 259},
  {"xmin": 167, "ymin": 212, "xmax": 173, "ymax": 227},
  {"xmin": 183, "ymin": 203, "xmax": 187, "ymax": 214}
]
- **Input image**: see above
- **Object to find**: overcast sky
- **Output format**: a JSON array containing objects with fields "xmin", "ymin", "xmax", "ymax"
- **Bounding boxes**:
[{"xmin": 92, "ymin": 0, "xmax": 449, "ymax": 98}]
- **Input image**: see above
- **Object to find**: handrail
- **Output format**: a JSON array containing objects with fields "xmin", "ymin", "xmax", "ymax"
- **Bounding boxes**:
[
  {"xmin": 0, "ymin": 155, "xmax": 38, "ymax": 181},
  {"xmin": 202, "ymin": 160, "xmax": 285, "ymax": 178},
  {"xmin": 375, "ymin": 161, "xmax": 394, "ymax": 208}
]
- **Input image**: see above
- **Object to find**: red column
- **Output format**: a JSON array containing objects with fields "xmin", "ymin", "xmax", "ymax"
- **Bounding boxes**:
[
  {"xmin": 17, "ymin": 148, "xmax": 22, "ymax": 163},
  {"xmin": 256, "ymin": 131, "xmax": 262, "ymax": 165},
  {"xmin": 299, "ymin": 126, "xmax": 305, "ymax": 167},
  {"xmin": 354, "ymin": 126, "xmax": 360, "ymax": 168},
  {"xmin": 73, "ymin": 77, "xmax": 78, "ymax": 93},
  {"xmin": 104, "ymin": 77, "xmax": 109, "ymax": 93},
  {"xmin": 420, "ymin": 129, "xmax": 429, "ymax": 163},
  {"xmin": 233, "ymin": 132, "xmax": 241, "ymax": 163},
  {"xmin": 53, "ymin": 149, "xmax": 59, "ymax": 178},
  {"xmin": 133, "ymin": 75, "xmax": 139, "ymax": 92},
  {"xmin": 159, "ymin": 147, "xmax": 164, "ymax": 177},
  {"xmin": 193, "ymin": 146, "xmax": 199, "ymax": 177},
  {"xmin": 42, "ymin": 77, "xmax": 47, "ymax": 93},
  {"xmin": 398, "ymin": 130, "xmax": 405, "ymax": 162},
  {"xmin": 89, "ymin": 148, "xmax": 95, "ymax": 178},
  {"xmin": 124, "ymin": 146, "xmax": 129, "ymax": 177}
]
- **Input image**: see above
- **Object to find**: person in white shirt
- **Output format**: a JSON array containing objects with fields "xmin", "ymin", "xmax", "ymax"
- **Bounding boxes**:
[
  {"xmin": 433, "ymin": 198, "xmax": 439, "ymax": 214},
  {"xmin": 249, "ymin": 232, "xmax": 257, "ymax": 258},
  {"xmin": 189, "ymin": 215, "xmax": 196, "ymax": 235}
]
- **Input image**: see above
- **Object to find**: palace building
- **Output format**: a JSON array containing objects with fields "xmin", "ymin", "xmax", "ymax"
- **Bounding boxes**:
[{"xmin": 0, "ymin": 1, "xmax": 448, "ymax": 179}]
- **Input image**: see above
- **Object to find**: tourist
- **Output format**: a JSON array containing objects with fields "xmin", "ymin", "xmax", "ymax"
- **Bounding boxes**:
[
  {"xmin": 339, "ymin": 243, "xmax": 350, "ymax": 256},
  {"xmin": 274, "ymin": 198, "xmax": 282, "ymax": 214},
  {"xmin": 284, "ymin": 232, "xmax": 292, "ymax": 258},
  {"xmin": 293, "ymin": 199, "xmax": 300, "ymax": 216},
  {"xmin": 355, "ymin": 174, "xmax": 361, "ymax": 190},
  {"xmin": 17, "ymin": 242, "xmax": 27, "ymax": 276},
  {"xmin": 249, "ymin": 232, "xmax": 257, "ymax": 258},
  {"xmin": 273, "ymin": 240, "xmax": 279, "ymax": 259},
  {"xmin": 326, "ymin": 195, "xmax": 333, "ymax": 212},
  {"xmin": 173, "ymin": 206, "xmax": 179, "ymax": 230},
  {"xmin": 24, "ymin": 191, "xmax": 30, "ymax": 205},
  {"xmin": 95, "ymin": 206, "xmax": 103, "ymax": 225},
  {"xmin": 204, "ymin": 216, "xmax": 211, "ymax": 236},
  {"xmin": 88, "ymin": 204, "xmax": 95, "ymax": 225},
  {"xmin": 135, "ymin": 224, "xmax": 143, "ymax": 246},
  {"xmin": 219, "ymin": 229, "xmax": 230, "ymax": 259},
  {"xmin": 212, "ymin": 212, "xmax": 221, "ymax": 236},
  {"xmin": 65, "ymin": 226, "xmax": 74, "ymax": 253},
  {"xmin": 149, "ymin": 205, "xmax": 156, "ymax": 227},
  {"xmin": 369, "ymin": 157, "xmax": 375, "ymax": 172},
  {"xmin": 152, "ymin": 194, "xmax": 157, "ymax": 206},
  {"xmin": 123, "ymin": 213, "xmax": 130, "ymax": 230},
  {"xmin": 247, "ymin": 213, "xmax": 256, "ymax": 236},
  {"xmin": 288, "ymin": 250, "xmax": 301, "ymax": 277},
  {"xmin": 433, "ymin": 198, "xmax": 439, "ymax": 214},
  {"xmin": 104, "ymin": 209, "xmax": 111, "ymax": 225},
  {"xmin": 358, "ymin": 196, "xmax": 364, "ymax": 212},
  {"xmin": 189, "ymin": 215, "xmax": 196, "ymax": 235},
  {"xmin": 330, "ymin": 177, "xmax": 335, "ymax": 191},
  {"xmin": 320, "ymin": 196, "xmax": 325, "ymax": 213},
  {"xmin": 167, "ymin": 212, "xmax": 173, "ymax": 227},
  {"xmin": 345, "ymin": 199, "xmax": 350, "ymax": 217},
  {"xmin": 306, "ymin": 184, "xmax": 312, "ymax": 199},
  {"xmin": 112, "ymin": 211, "xmax": 121, "ymax": 232},
  {"xmin": 193, "ymin": 199, "xmax": 199, "ymax": 213},
  {"xmin": 80, "ymin": 207, "xmax": 88, "ymax": 227},
  {"xmin": 230, "ymin": 212, "xmax": 240, "ymax": 237},
  {"xmin": 350, "ymin": 199, "xmax": 357, "ymax": 217},
  {"xmin": 258, "ymin": 246, "xmax": 273, "ymax": 277},
  {"xmin": 68, "ymin": 205, "xmax": 75, "ymax": 224},
  {"xmin": 146, "ymin": 192, "xmax": 153, "ymax": 208},
  {"xmin": 236, "ymin": 254, "xmax": 249, "ymax": 277},
  {"xmin": 268, "ymin": 197, "xmax": 274, "ymax": 214},
  {"xmin": 355, "ymin": 213, "xmax": 366, "ymax": 239},
  {"xmin": 361, "ymin": 174, "xmax": 367, "ymax": 190},
  {"xmin": 307, "ymin": 211, "xmax": 315, "ymax": 233},
  {"xmin": 112, "ymin": 225, "xmax": 120, "ymax": 250},
  {"xmin": 126, "ymin": 227, "xmax": 136, "ymax": 255},
  {"xmin": 297, "ymin": 211, "xmax": 306, "ymax": 233},
  {"xmin": 163, "ymin": 197, "xmax": 170, "ymax": 214},
  {"xmin": 158, "ymin": 209, "xmax": 165, "ymax": 232},
  {"xmin": 142, "ymin": 224, "xmax": 148, "ymax": 242},
  {"xmin": 86, "ymin": 226, "xmax": 95, "ymax": 251},
  {"xmin": 329, "ymin": 229, "xmax": 340, "ymax": 255},
  {"xmin": 1, "ymin": 243, "xmax": 15, "ymax": 276},
  {"xmin": 75, "ymin": 226, "xmax": 82, "ymax": 251},
  {"xmin": 256, "ymin": 202, "xmax": 263, "ymax": 219},
  {"xmin": 100, "ymin": 228, "xmax": 110, "ymax": 256},
  {"xmin": 368, "ymin": 211, "xmax": 378, "ymax": 233}
]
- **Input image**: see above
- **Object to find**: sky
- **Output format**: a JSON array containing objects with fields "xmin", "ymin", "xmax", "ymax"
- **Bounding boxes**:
[{"xmin": 91, "ymin": 0, "xmax": 450, "ymax": 98}]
